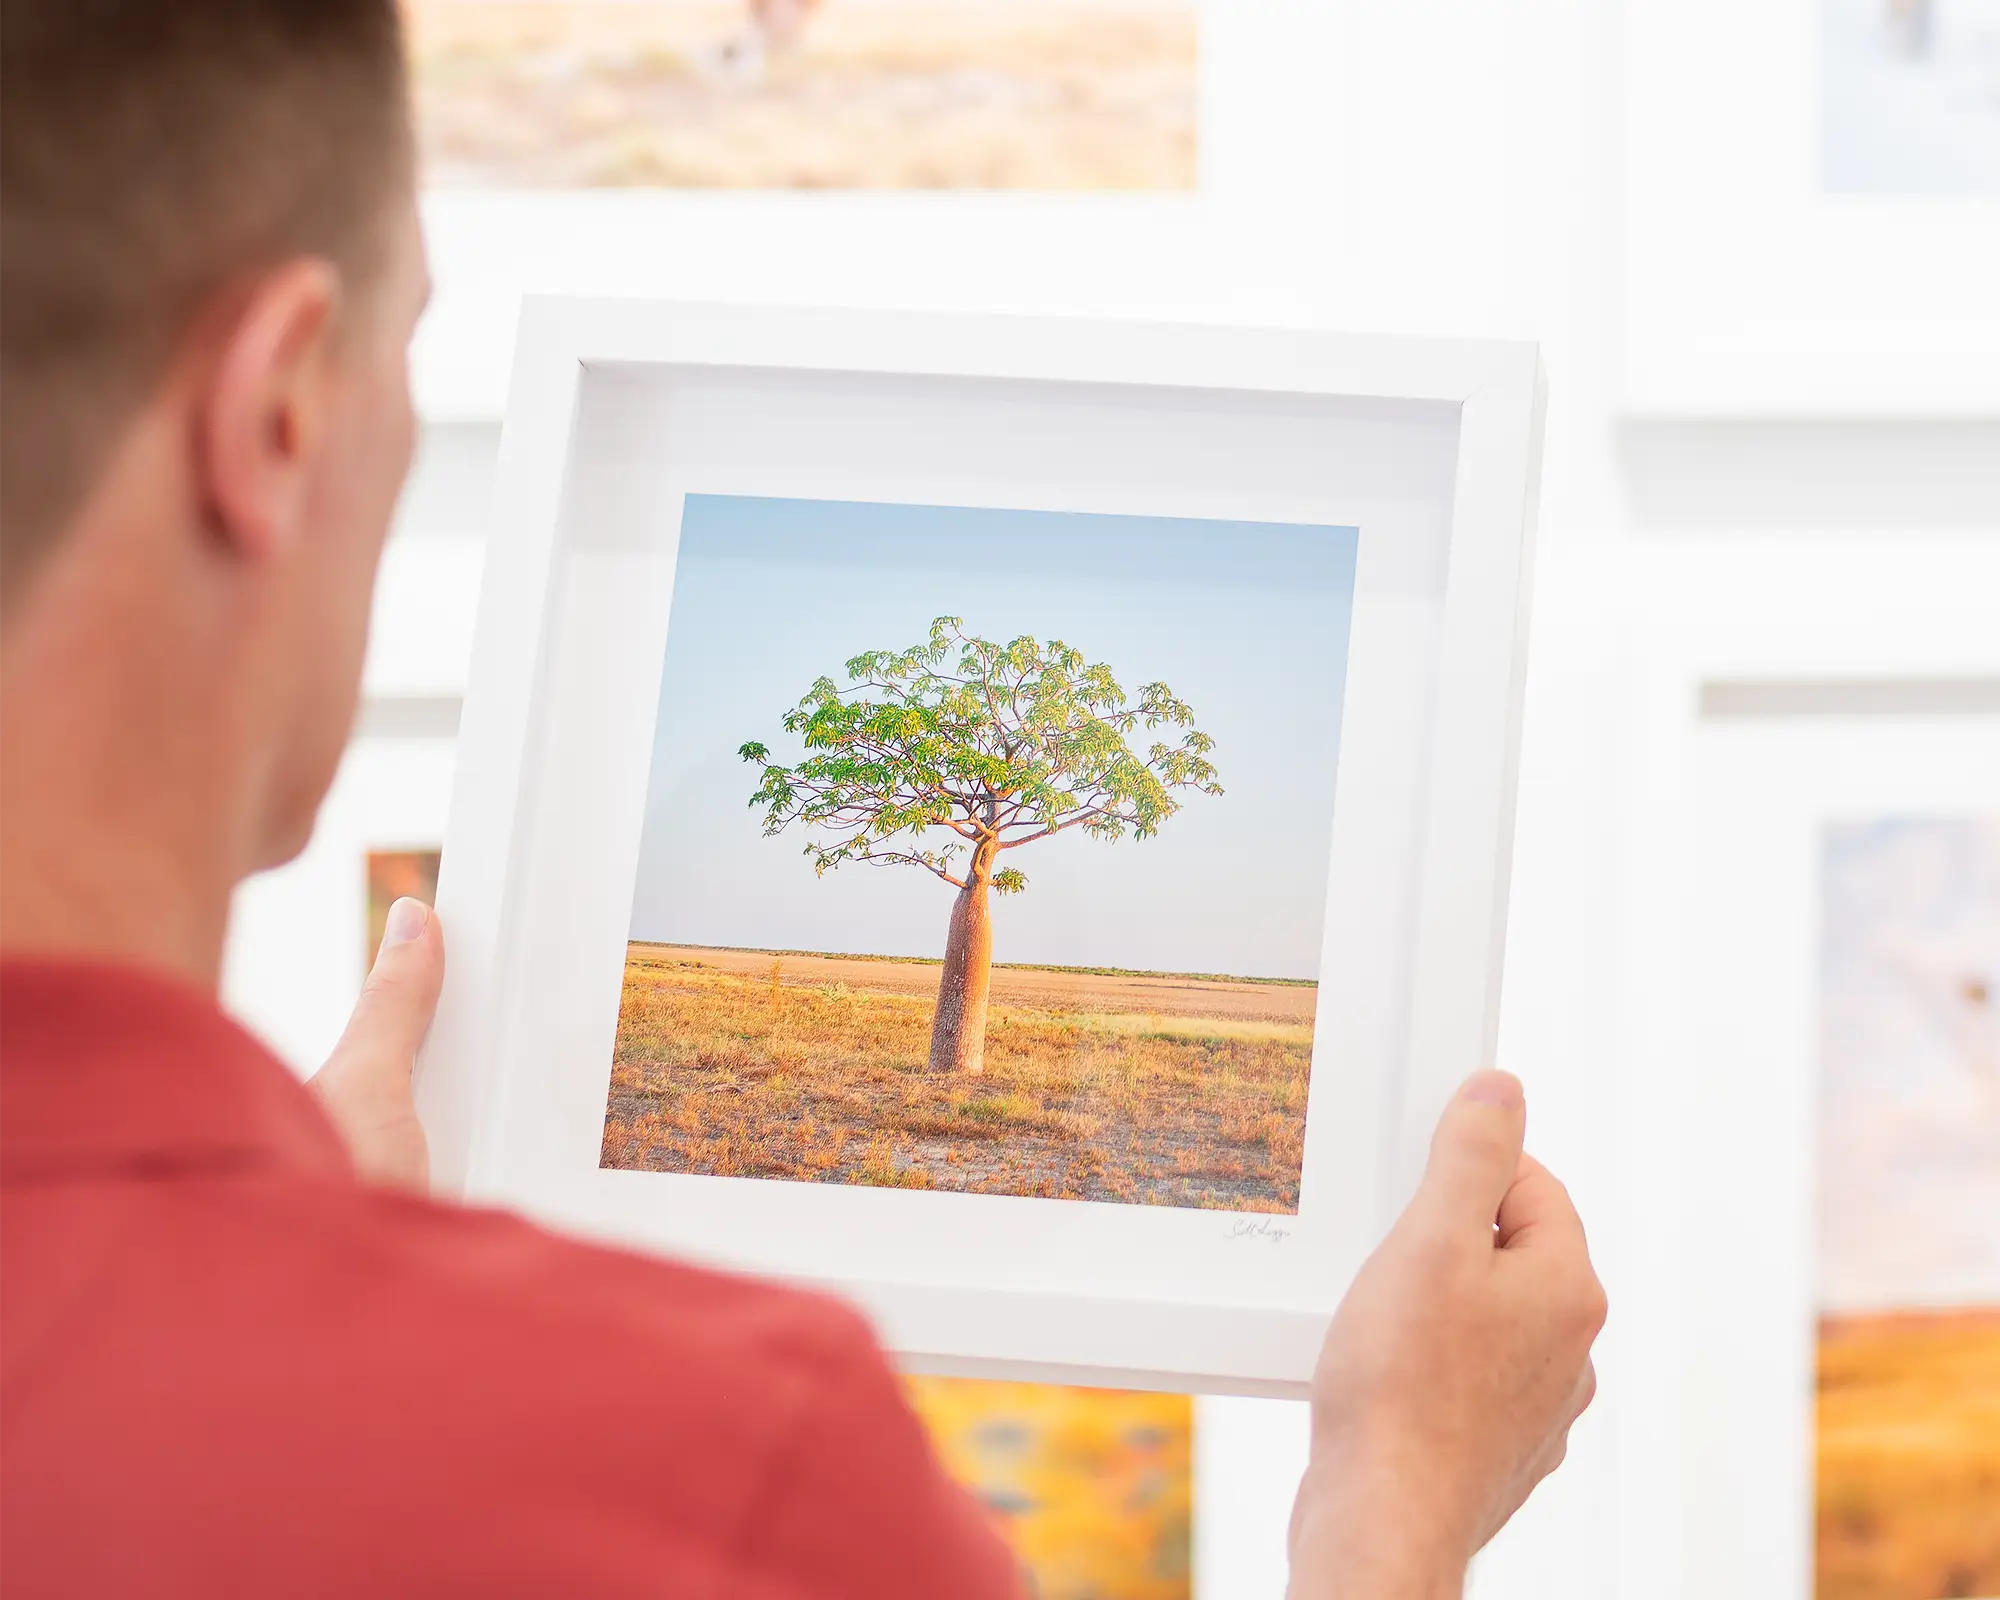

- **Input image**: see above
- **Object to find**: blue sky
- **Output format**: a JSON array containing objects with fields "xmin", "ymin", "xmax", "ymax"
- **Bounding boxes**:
[{"xmin": 627, "ymin": 495, "xmax": 1358, "ymax": 981}]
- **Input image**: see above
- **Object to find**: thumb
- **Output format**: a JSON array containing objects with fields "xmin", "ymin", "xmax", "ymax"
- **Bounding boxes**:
[
  {"xmin": 333, "ymin": 897, "xmax": 444, "ymax": 1069},
  {"xmin": 1411, "ymin": 1070, "xmax": 1527, "ymax": 1238}
]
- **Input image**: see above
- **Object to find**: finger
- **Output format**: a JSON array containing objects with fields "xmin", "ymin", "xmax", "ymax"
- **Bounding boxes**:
[
  {"xmin": 1411, "ymin": 1071, "xmax": 1527, "ymax": 1238},
  {"xmin": 1495, "ymin": 1152, "xmax": 1588, "ymax": 1254},
  {"xmin": 328, "ymin": 898, "xmax": 444, "ymax": 1071}
]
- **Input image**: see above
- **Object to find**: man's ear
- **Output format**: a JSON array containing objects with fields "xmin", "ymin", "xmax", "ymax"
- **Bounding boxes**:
[{"xmin": 196, "ymin": 259, "xmax": 342, "ymax": 563}]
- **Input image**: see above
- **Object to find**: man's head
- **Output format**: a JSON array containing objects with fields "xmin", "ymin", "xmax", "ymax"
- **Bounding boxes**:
[{"xmin": 1, "ymin": 0, "xmax": 429, "ymax": 917}]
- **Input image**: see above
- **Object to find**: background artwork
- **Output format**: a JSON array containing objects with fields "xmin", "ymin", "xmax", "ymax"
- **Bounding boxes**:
[
  {"xmin": 600, "ymin": 494, "xmax": 1358, "ymax": 1211},
  {"xmin": 1815, "ymin": 817, "xmax": 2000, "ymax": 1600},
  {"xmin": 366, "ymin": 848, "xmax": 443, "ymax": 964},
  {"xmin": 404, "ymin": 0, "xmax": 1198, "ymax": 190},
  {"xmin": 904, "ymin": 1376, "xmax": 1191, "ymax": 1600},
  {"xmin": 1819, "ymin": 0, "xmax": 2000, "ymax": 195}
]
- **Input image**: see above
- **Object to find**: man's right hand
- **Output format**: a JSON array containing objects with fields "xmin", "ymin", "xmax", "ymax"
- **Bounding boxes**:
[
  {"xmin": 306, "ymin": 897, "xmax": 443, "ymax": 1194},
  {"xmin": 1288, "ymin": 1071, "xmax": 1606, "ymax": 1600}
]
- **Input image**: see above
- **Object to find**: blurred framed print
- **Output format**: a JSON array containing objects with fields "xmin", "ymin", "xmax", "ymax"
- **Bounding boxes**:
[
  {"xmin": 1685, "ymin": 734, "xmax": 2000, "ymax": 1600},
  {"xmin": 1577, "ymin": 541, "xmax": 2000, "ymax": 1598},
  {"xmin": 1623, "ymin": 0, "xmax": 2000, "ymax": 414},
  {"xmin": 407, "ymin": 1, "xmax": 1350, "ymax": 420},
  {"xmin": 407, "ymin": 0, "xmax": 1199, "ymax": 193},
  {"xmin": 906, "ymin": 1375, "xmax": 1193, "ymax": 1598},
  {"xmin": 414, "ymin": 299, "xmax": 1544, "ymax": 1393}
]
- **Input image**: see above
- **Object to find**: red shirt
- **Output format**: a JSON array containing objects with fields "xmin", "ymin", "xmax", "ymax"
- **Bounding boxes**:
[{"xmin": 0, "ymin": 959, "xmax": 1022, "ymax": 1598}]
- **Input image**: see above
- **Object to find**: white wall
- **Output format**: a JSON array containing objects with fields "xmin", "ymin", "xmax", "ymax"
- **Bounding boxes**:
[{"xmin": 264, "ymin": 0, "xmax": 2000, "ymax": 1591}]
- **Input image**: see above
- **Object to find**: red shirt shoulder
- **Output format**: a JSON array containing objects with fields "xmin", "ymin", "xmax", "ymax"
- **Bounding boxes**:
[{"xmin": 0, "ymin": 959, "xmax": 1020, "ymax": 1599}]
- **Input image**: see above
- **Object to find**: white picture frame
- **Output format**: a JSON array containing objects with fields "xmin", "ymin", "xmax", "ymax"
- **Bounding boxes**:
[
  {"xmin": 1567, "ymin": 540, "xmax": 2000, "ymax": 1600},
  {"xmin": 414, "ymin": 298, "xmax": 1544, "ymax": 1395},
  {"xmin": 411, "ymin": 0, "xmax": 1351, "ymax": 422},
  {"xmin": 1622, "ymin": 0, "xmax": 2000, "ymax": 416}
]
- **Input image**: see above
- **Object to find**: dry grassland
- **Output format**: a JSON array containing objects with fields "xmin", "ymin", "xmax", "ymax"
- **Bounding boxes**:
[
  {"xmin": 1816, "ymin": 1308, "xmax": 2000, "ymax": 1600},
  {"xmin": 406, "ymin": 0, "xmax": 1197, "ymax": 189},
  {"xmin": 601, "ymin": 942, "xmax": 1311, "ymax": 1211}
]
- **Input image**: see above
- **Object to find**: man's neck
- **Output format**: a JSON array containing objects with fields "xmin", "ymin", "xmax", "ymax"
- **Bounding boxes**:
[
  {"xmin": 0, "ymin": 806, "xmax": 234, "ymax": 989},
  {"xmin": 0, "ymin": 509, "xmax": 249, "ymax": 990}
]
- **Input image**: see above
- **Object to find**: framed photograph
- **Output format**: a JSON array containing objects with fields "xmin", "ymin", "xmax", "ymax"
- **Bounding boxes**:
[
  {"xmin": 409, "ymin": 0, "xmax": 1352, "ymax": 419},
  {"xmin": 603, "ymin": 507, "xmax": 1340, "ymax": 1217},
  {"xmin": 1680, "ymin": 734, "xmax": 2000, "ymax": 1600},
  {"xmin": 907, "ymin": 1375, "xmax": 1193, "ymax": 1599},
  {"xmin": 1622, "ymin": 0, "xmax": 2000, "ymax": 415},
  {"xmin": 1812, "ymin": 818, "xmax": 2000, "ymax": 1599},
  {"xmin": 1572, "ymin": 541, "xmax": 2000, "ymax": 1598},
  {"xmin": 414, "ymin": 299, "xmax": 1543, "ymax": 1394},
  {"xmin": 407, "ymin": 0, "xmax": 1198, "ymax": 193}
]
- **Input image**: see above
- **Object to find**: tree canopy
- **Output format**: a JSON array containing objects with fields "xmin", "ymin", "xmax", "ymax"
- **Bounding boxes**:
[{"xmin": 739, "ymin": 616, "xmax": 1222, "ymax": 893}]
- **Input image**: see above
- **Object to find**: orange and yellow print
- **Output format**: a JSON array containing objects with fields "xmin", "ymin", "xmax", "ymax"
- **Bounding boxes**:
[{"xmin": 905, "ymin": 1377, "xmax": 1191, "ymax": 1600}]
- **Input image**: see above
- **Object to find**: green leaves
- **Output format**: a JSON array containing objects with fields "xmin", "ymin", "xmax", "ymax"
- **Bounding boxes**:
[{"xmin": 740, "ymin": 617, "xmax": 1222, "ymax": 891}]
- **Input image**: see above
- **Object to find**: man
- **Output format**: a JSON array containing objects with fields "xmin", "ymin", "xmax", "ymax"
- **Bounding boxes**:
[{"xmin": 0, "ymin": 2, "xmax": 1606, "ymax": 1594}]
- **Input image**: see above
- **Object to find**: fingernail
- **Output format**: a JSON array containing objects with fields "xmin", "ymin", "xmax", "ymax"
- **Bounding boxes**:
[
  {"xmin": 1462, "ymin": 1070, "xmax": 1524, "ymax": 1111},
  {"xmin": 381, "ymin": 897, "xmax": 428, "ymax": 951}
]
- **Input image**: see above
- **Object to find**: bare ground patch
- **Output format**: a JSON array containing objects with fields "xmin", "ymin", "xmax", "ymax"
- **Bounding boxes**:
[{"xmin": 601, "ymin": 944, "xmax": 1310, "ymax": 1211}]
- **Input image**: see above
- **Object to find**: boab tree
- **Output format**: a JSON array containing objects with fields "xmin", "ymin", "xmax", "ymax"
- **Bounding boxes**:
[{"xmin": 740, "ymin": 616, "xmax": 1222, "ymax": 1074}]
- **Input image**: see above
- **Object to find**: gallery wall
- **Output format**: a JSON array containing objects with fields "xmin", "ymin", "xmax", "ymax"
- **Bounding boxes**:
[{"xmin": 225, "ymin": 1, "xmax": 2000, "ymax": 1596}]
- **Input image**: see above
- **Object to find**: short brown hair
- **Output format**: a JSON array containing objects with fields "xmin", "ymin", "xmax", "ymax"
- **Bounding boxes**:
[{"xmin": 0, "ymin": 0, "xmax": 413, "ymax": 595}]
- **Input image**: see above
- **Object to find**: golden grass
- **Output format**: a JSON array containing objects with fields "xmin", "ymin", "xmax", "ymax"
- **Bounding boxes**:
[
  {"xmin": 601, "ymin": 944, "xmax": 1309, "ymax": 1211},
  {"xmin": 1816, "ymin": 1308, "xmax": 2000, "ymax": 1600},
  {"xmin": 906, "ymin": 1376, "xmax": 1190, "ymax": 1600},
  {"xmin": 405, "ymin": 0, "xmax": 1197, "ymax": 190},
  {"xmin": 1077, "ymin": 1012, "xmax": 1314, "ymax": 1046}
]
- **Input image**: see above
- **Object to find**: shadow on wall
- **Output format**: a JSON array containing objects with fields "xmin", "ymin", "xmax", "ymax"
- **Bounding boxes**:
[{"xmin": 1617, "ymin": 420, "xmax": 2000, "ymax": 533}]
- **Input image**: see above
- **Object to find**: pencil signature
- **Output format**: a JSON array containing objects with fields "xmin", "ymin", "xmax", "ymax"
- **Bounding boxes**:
[{"xmin": 1226, "ymin": 1218, "xmax": 1291, "ymax": 1244}]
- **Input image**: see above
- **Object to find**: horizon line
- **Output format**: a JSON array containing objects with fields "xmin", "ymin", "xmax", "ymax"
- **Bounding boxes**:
[{"xmin": 627, "ymin": 939, "xmax": 1318, "ymax": 988}]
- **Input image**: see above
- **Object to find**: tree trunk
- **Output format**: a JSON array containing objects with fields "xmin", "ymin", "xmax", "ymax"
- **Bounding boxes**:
[{"xmin": 929, "ymin": 845, "xmax": 996, "ymax": 1074}]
